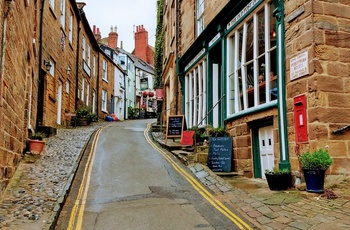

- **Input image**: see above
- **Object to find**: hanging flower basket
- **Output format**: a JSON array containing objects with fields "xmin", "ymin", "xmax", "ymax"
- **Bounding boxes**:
[
  {"xmin": 149, "ymin": 91, "xmax": 154, "ymax": 97},
  {"xmin": 142, "ymin": 91, "xmax": 148, "ymax": 97}
]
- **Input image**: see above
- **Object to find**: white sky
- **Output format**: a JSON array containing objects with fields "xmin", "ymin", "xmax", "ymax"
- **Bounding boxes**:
[{"xmin": 82, "ymin": 0, "xmax": 157, "ymax": 52}]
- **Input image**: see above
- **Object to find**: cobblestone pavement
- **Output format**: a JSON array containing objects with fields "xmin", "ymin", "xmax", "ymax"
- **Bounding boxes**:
[
  {"xmin": 0, "ymin": 122, "xmax": 110, "ymax": 230},
  {"xmin": 1, "ymin": 122, "xmax": 350, "ymax": 230},
  {"xmin": 189, "ymin": 163, "xmax": 350, "ymax": 230}
]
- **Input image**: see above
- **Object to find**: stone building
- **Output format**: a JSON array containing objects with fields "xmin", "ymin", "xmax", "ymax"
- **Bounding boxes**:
[
  {"xmin": 0, "ymin": 0, "xmax": 39, "ymax": 191},
  {"xmin": 163, "ymin": 0, "xmax": 350, "ymax": 178},
  {"xmin": 39, "ymin": 0, "xmax": 81, "ymax": 128},
  {"xmin": 0, "ymin": 0, "xmax": 119, "ymax": 195}
]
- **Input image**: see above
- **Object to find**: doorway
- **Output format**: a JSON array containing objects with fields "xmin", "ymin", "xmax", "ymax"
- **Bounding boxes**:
[
  {"xmin": 251, "ymin": 119, "xmax": 274, "ymax": 179},
  {"xmin": 56, "ymin": 82, "xmax": 63, "ymax": 125},
  {"xmin": 258, "ymin": 126, "xmax": 275, "ymax": 179}
]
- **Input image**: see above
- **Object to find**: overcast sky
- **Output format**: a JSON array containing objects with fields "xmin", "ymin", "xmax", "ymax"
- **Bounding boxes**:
[{"xmin": 82, "ymin": 0, "xmax": 157, "ymax": 52}]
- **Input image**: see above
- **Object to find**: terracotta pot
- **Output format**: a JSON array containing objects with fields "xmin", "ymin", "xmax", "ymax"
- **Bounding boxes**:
[{"xmin": 29, "ymin": 139, "xmax": 46, "ymax": 154}]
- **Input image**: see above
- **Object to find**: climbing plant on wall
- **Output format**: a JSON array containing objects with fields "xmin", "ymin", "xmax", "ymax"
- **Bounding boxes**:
[{"xmin": 154, "ymin": 0, "xmax": 164, "ymax": 88}]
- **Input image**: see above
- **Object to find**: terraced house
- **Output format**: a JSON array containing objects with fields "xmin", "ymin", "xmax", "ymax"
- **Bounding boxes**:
[
  {"xmin": 161, "ymin": 0, "xmax": 350, "ymax": 178},
  {"xmin": 0, "ymin": 0, "xmax": 117, "ymax": 195}
]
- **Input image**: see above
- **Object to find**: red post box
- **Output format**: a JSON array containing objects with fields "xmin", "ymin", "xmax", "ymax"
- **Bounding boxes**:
[{"xmin": 294, "ymin": 94, "xmax": 308, "ymax": 143}]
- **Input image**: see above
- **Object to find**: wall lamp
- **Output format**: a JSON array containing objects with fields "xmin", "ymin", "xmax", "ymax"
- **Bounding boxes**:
[
  {"xmin": 66, "ymin": 66, "xmax": 71, "ymax": 74},
  {"xmin": 44, "ymin": 60, "xmax": 52, "ymax": 72}
]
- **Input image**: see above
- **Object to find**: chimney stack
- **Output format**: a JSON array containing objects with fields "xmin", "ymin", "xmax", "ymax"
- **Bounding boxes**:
[
  {"xmin": 134, "ymin": 24, "xmax": 148, "ymax": 62},
  {"xmin": 92, "ymin": 25, "xmax": 102, "ymax": 41},
  {"xmin": 108, "ymin": 25, "xmax": 118, "ymax": 49}
]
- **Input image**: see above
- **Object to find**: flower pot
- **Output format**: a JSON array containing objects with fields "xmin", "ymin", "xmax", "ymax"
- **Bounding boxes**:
[
  {"xmin": 265, "ymin": 173, "xmax": 292, "ymax": 191},
  {"xmin": 29, "ymin": 139, "xmax": 45, "ymax": 154},
  {"xmin": 303, "ymin": 168, "xmax": 326, "ymax": 193},
  {"xmin": 76, "ymin": 117, "xmax": 90, "ymax": 126}
]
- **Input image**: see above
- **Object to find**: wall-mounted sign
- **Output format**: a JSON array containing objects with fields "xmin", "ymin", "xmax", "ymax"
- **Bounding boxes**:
[
  {"xmin": 290, "ymin": 51, "xmax": 309, "ymax": 81},
  {"xmin": 227, "ymin": 0, "xmax": 260, "ymax": 30},
  {"xmin": 185, "ymin": 48, "xmax": 205, "ymax": 72},
  {"xmin": 209, "ymin": 33, "xmax": 221, "ymax": 48}
]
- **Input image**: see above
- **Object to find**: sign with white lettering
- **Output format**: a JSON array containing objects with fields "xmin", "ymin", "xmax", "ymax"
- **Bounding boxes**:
[
  {"xmin": 207, "ymin": 137, "xmax": 233, "ymax": 172},
  {"xmin": 290, "ymin": 51, "xmax": 309, "ymax": 81}
]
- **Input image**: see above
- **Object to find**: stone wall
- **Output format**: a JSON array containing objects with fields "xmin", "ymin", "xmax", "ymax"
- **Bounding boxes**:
[
  {"xmin": 285, "ymin": 0, "xmax": 350, "ymax": 174},
  {"xmin": 0, "ymin": 1, "xmax": 38, "ymax": 192},
  {"xmin": 226, "ymin": 108, "xmax": 278, "ymax": 178}
]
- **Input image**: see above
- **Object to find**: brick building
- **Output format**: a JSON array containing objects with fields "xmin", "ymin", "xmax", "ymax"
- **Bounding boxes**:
[
  {"xmin": 133, "ymin": 25, "xmax": 155, "ymax": 66},
  {"xmin": 163, "ymin": 0, "xmax": 350, "ymax": 178}
]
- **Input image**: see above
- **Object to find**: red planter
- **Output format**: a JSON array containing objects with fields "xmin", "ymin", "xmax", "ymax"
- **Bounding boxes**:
[{"xmin": 29, "ymin": 140, "xmax": 46, "ymax": 154}]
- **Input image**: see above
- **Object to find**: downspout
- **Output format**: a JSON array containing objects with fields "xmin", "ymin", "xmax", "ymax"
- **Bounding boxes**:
[
  {"xmin": 175, "ymin": 0, "xmax": 179, "ymax": 114},
  {"xmin": 96, "ymin": 49, "xmax": 100, "ymax": 115},
  {"xmin": 36, "ymin": 0, "xmax": 45, "ymax": 127},
  {"xmin": 0, "ymin": 0, "xmax": 13, "ymax": 123},
  {"xmin": 75, "ymin": 8, "xmax": 83, "ymax": 111}
]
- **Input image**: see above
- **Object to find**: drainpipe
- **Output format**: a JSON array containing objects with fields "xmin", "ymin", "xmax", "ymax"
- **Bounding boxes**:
[
  {"xmin": 175, "ymin": 0, "xmax": 180, "ymax": 114},
  {"xmin": 35, "ymin": 0, "xmax": 46, "ymax": 128},
  {"xmin": 75, "ymin": 7, "xmax": 84, "ymax": 111},
  {"xmin": 0, "ymin": 0, "xmax": 13, "ymax": 123}
]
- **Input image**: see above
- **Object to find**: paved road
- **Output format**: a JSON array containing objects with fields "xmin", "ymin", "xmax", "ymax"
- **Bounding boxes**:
[{"xmin": 55, "ymin": 119, "xmax": 253, "ymax": 230}]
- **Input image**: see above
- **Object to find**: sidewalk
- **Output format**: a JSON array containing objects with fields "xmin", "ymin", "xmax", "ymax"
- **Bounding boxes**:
[
  {"xmin": 0, "ymin": 122, "xmax": 109, "ymax": 230},
  {"xmin": 153, "ymin": 132, "xmax": 350, "ymax": 230}
]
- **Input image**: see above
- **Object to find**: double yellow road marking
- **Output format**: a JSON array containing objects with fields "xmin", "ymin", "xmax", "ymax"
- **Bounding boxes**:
[
  {"xmin": 68, "ymin": 123, "xmax": 252, "ymax": 230},
  {"xmin": 67, "ymin": 127, "xmax": 103, "ymax": 230},
  {"xmin": 144, "ymin": 122, "xmax": 252, "ymax": 230}
]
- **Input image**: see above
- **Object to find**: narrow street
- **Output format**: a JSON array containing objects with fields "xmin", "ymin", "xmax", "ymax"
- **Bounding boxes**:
[{"xmin": 55, "ymin": 119, "xmax": 254, "ymax": 230}]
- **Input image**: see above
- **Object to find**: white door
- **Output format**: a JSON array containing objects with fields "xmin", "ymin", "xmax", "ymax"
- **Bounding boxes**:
[
  {"xmin": 56, "ymin": 83, "xmax": 63, "ymax": 125},
  {"xmin": 258, "ymin": 126, "xmax": 274, "ymax": 179}
]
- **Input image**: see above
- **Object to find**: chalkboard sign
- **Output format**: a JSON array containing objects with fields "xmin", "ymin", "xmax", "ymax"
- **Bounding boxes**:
[
  {"xmin": 166, "ymin": 115, "xmax": 184, "ymax": 141},
  {"xmin": 207, "ymin": 137, "xmax": 233, "ymax": 172}
]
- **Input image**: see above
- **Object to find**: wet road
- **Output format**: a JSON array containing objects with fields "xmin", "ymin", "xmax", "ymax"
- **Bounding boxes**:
[{"xmin": 55, "ymin": 119, "xmax": 249, "ymax": 230}]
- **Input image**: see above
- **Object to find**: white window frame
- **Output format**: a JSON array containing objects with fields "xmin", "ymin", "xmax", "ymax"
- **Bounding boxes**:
[
  {"xmin": 87, "ymin": 45, "xmax": 91, "ymax": 67},
  {"xmin": 102, "ymin": 90, "xmax": 107, "ymax": 112},
  {"xmin": 49, "ymin": 60, "xmax": 55, "ymax": 77},
  {"xmin": 86, "ymin": 84, "xmax": 90, "ymax": 106},
  {"xmin": 226, "ymin": 3, "xmax": 276, "ymax": 117},
  {"xmin": 81, "ymin": 78, "xmax": 85, "ymax": 101},
  {"xmin": 66, "ymin": 80, "xmax": 70, "ymax": 93},
  {"xmin": 60, "ymin": 0, "xmax": 65, "ymax": 28},
  {"xmin": 185, "ymin": 59, "xmax": 207, "ymax": 128},
  {"xmin": 68, "ymin": 13, "xmax": 73, "ymax": 43},
  {"xmin": 93, "ymin": 56, "xmax": 96, "ymax": 76},
  {"xmin": 82, "ymin": 36, "xmax": 86, "ymax": 61},
  {"xmin": 102, "ymin": 59, "xmax": 108, "ymax": 81},
  {"xmin": 196, "ymin": 0, "xmax": 204, "ymax": 37},
  {"xmin": 49, "ymin": 0, "xmax": 55, "ymax": 10}
]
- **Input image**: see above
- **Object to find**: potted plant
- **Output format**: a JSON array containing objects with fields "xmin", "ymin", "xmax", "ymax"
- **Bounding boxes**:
[
  {"xmin": 206, "ymin": 125, "xmax": 227, "ymax": 137},
  {"xmin": 299, "ymin": 148, "xmax": 333, "ymax": 193},
  {"xmin": 28, "ymin": 132, "xmax": 47, "ymax": 154},
  {"xmin": 75, "ymin": 107, "xmax": 92, "ymax": 126},
  {"xmin": 265, "ymin": 167, "xmax": 292, "ymax": 191}
]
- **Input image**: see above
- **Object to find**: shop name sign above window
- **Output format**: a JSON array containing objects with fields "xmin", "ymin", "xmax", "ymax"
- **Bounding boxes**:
[
  {"xmin": 185, "ymin": 48, "xmax": 205, "ymax": 72},
  {"xmin": 290, "ymin": 51, "xmax": 309, "ymax": 81},
  {"xmin": 227, "ymin": 0, "xmax": 261, "ymax": 30}
]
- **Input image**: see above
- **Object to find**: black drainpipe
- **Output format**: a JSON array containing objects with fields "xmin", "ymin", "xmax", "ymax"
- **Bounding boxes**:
[
  {"xmin": 36, "ymin": 0, "xmax": 45, "ymax": 128},
  {"xmin": 75, "ymin": 9, "xmax": 83, "ymax": 111}
]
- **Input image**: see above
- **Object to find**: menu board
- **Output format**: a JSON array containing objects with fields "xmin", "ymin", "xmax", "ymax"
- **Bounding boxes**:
[
  {"xmin": 166, "ymin": 115, "xmax": 184, "ymax": 139},
  {"xmin": 207, "ymin": 137, "xmax": 233, "ymax": 172}
]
